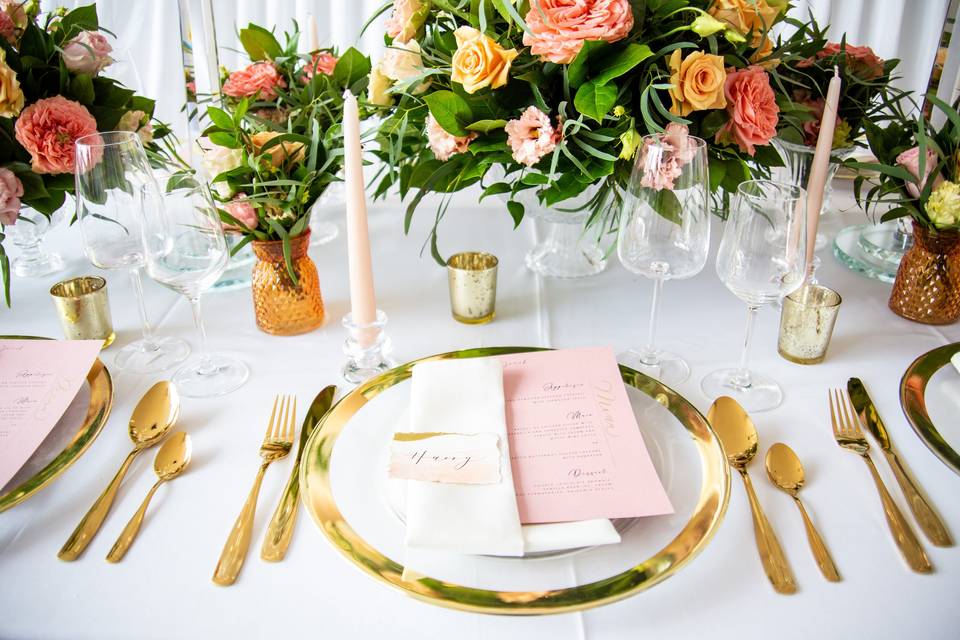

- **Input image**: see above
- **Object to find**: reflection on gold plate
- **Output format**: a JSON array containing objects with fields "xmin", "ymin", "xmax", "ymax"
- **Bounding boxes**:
[
  {"xmin": 900, "ymin": 342, "xmax": 960, "ymax": 476},
  {"xmin": 300, "ymin": 346, "xmax": 729, "ymax": 615},
  {"xmin": 0, "ymin": 335, "xmax": 114, "ymax": 513}
]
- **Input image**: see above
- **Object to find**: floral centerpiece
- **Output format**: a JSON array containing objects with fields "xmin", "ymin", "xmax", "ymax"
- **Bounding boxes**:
[
  {"xmin": 853, "ymin": 96, "xmax": 960, "ymax": 323},
  {"xmin": 367, "ymin": 0, "xmax": 828, "ymax": 264},
  {"xmin": 196, "ymin": 23, "xmax": 371, "ymax": 334},
  {"xmin": 0, "ymin": 2, "xmax": 173, "ymax": 305}
]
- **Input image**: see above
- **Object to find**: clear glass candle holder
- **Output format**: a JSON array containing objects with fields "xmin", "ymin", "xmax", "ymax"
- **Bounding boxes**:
[
  {"xmin": 49, "ymin": 276, "xmax": 115, "ymax": 347},
  {"xmin": 447, "ymin": 252, "xmax": 498, "ymax": 324},
  {"xmin": 342, "ymin": 310, "xmax": 394, "ymax": 383},
  {"xmin": 777, "ymin": 284, "xmax": 842, "ymax": 364}
]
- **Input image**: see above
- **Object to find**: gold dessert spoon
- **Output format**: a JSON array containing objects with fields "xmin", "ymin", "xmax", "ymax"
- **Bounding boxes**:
[
  {"xmin": 106, "ymin": 431, "xmax": 192, "ymax": 562},
  {"xmin": 765, "ymin": 442, "xmax": 841, "ymax": 582},
  {"xmin": 59, "ymin": 381, "xmax": 180, "ymax": 561}
]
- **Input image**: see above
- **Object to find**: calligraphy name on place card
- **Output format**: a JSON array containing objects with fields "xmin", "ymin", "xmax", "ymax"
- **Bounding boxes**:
[{"xmin": 388, "ymin": 432, "xmax": 501, "ymax": 485}]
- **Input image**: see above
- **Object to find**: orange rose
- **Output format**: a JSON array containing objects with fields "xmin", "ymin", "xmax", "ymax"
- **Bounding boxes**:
[
  {"xmin": 250, "ymin": 131, "xmax": 305, "ymax": 168},
  {"xmin": 668, "ymin": 49, "xmax": 727, "ymax": 116},
  {"xmin": 709, "ymin": 0, "xmax": 779, "ymax": 47},
  {"xmin": 450, "ymin": 26, "xmax": 517, "ymax": 94},
  {"xmin": 750, "ymin": 36, "xmax": 779, "ymax": 69}
]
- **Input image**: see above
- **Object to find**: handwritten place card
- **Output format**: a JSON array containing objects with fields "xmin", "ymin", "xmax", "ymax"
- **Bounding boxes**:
[
  {"xmin": 0, "ymin": 339, "xmax": 103, "ymax": 489},
  {"xmin": 389, "ymin": 432, "xmax": 501, "ymax": 485},
  {"xmin": 500, "ymin": 347, "xmax": 674, "ymax": 524}
]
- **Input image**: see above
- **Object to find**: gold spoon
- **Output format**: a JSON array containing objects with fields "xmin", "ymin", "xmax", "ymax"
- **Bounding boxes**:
[
  {"xmin": 765, "ymin": 442, "xmax": 841, "ymax": 582},
  {"xmin": 707, "ymin": 396, "xmax": 797, "ymax": 594},
  {"xmin": 58, "ymin": 381, "xmax": 180, "ymax": 561},
  {"xmin": 106, "ymin": 431, "xmax": 192, "ymax": 563}
]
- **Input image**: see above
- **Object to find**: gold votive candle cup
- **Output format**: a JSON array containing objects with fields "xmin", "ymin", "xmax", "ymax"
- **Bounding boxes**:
[
  {"xmin": 777, "ymin": 284, "xmax": 842, "ymax": 365},
  {"xmin": 49, "ymin": 276, "xmax": 115, "ymax": 347},
  {"xmin": 447, "ymin": 252, "xmax": 498, "ymax": 324}
]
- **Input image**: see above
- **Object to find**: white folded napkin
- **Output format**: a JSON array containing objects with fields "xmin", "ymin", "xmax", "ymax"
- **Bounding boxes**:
[
  {"xmin": 951, "ymin": 352, "xmax": 960, "ymax": 374},
  {"xmin": 399, "ymin": 357, "xmax": 620, "ymax": 556}
]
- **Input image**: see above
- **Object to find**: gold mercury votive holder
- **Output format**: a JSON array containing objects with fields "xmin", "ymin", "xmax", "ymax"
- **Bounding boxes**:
[
  {"xmin": 447, "ymin": 252, "xmax": 498, "ymax": 324},
  {"xmin": 777, "ymin": 284, "xmax": 842, "ymax": 365},
  {"xmin": 50, "ymin": 276, "xmax": 115, "ymax": 347}
]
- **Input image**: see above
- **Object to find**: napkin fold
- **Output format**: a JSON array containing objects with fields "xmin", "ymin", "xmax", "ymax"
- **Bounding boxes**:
[
  {"xmin": 400, "ymin": 357, "xmax": 620, "ymax": 557},
  {"xmin": 952, "ymin": 352, "xmax": 960, "ymax": 375}
]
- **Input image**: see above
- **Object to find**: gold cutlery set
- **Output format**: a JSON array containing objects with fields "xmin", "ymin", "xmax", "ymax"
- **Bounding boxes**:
[
  {"xmin": 59, "ymin": 381, "xmax": 191, "ymax": 562},
  {"xmin": 709, "ymin": 382, "xmax": 952, "ymax": 594}
]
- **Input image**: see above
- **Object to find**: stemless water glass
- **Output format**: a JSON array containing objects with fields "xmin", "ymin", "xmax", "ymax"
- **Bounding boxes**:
[
  {"xmin": 75, "ymin": 131, "xmax": 190, "ymax": 373},
  {"xmin": 141, "ymin": 174, "xmax": 249, "ymax": 397},
  {"xmin": 617, "ymin": 131, "xmax": 710, "ymax": 384},
  {"xmin": 702, "ymin": 180, "xmax": 808, "ymax": 411}
]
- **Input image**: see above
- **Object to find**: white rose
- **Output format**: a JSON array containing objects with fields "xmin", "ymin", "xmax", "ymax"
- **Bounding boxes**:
[
  {"xmin": 367, "ymin": 63, "xmax": 394, "ymax": 107},
  {"xmin": 380, "ymin": 40, "xmax": 429, "ymax": 93},
  {"xmin": 199, "ymin": 138, "xmax": 243, "ymax": 198}
]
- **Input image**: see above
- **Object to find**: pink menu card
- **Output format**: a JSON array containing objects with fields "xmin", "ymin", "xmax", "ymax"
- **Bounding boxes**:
[
  {"xmin": 500, "ymin": 348, "xmax": 674, "ymax": 524},
  {"xmin": 0, "ymin": 339, "xmax": 103, "ymax": 489}
]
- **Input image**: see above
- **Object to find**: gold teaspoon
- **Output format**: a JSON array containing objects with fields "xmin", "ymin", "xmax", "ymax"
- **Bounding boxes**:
[
  {"xmin": 58, "ymin": 381, "xmax": 180, "ymax": 561},
  {"xmin": 765, "ymin": 443, "xmax": 841, "ymax": 582},
  {"xmin": 106, "ymin": 431, "xmax": 192, "ymax": 562},
  {"xmin": 707, "ymin": 396, "xmax": 797, "ymax": 594}
]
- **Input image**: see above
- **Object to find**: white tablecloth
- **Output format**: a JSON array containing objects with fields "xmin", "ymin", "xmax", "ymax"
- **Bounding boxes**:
[{"xmin": 1, "ymin": 185, "xmax": 958, "ymax": 639}]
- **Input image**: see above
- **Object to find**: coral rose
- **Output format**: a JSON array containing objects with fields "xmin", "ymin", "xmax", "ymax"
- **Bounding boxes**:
[
  {"xmin": 426, "ymin": 114, "xmax": 475, "ymax": 161},
  {"xmin": 817, "ymin": 42, "xmax": 884, "ymax": 80},
  {"xmin": 250, "ymin": 131, "xmax": 305, "ymax": 168},
  {"xmin": 505, "ymin": 106, "xmax": 559, "ymax": 167},
  {"xmin": 523, "ymin": 0, "xmax": 634, "ymax": 64},
  {"xmin": 0, "ymin": 167, "xmax": 23, "ymax": 226},
  {"xmin": 222, "ymin": 63, "xmax": 287, "ymax": 100},
  {"xmin": 897, "ymin": 146, "xmax": 942, "ymax": 199},
  {"xmin": 301, "ymin": 52, "xmax": 338, "ymax": 83},
  {"xmin": 385, "ymin": 0, "xmax": 428, "ymax": 44},
  {"xmin": 117, "ymin": 109, "xmax": 153, "ymax": 144},
  {"xmin": 0, "ymin": 49, "xmax": 24, "ymax": 118},
  {"xmin": 223, "ymin": 193, "xmax": 259, "ymax": 231},
  {"xmin": 62, "ymin": 31, "xmax": 114, "ymax": 75},
  {"xmin": 716, "ymin": 65, "xmax": 779, "ymax": 156},
  {"xmin": 451, "ymin": 27, "xmax": 518, "ymax": 94},
  {"xmin": 668, "ymin": 50, "xmax": 727, "ymax": 116},
  {"xmin": 709, "ymin": 0, "xmax": 778, "ymax": 47},
  {"xmin": 14, "ymin": 96, "xmax": 99, "ymax": 174}
]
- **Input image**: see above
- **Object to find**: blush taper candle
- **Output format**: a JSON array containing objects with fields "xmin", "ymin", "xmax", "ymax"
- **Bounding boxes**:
[{"xmin": 805, "ymin": 66, "xmax": 842, "ymax": 278}]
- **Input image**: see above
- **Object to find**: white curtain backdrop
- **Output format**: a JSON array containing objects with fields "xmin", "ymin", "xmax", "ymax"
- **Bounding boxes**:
[{"xmin": 43, "ymin": 0, "xmax": 949, "ymax": 143}]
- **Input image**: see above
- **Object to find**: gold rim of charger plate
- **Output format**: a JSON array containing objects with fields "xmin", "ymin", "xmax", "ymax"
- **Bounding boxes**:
[
  {"xmin": 0, "ymin": 335, "xmax": 114, "ymax": 513},
  {"xmin": 299, "ymin": 346, "xmax": 730, "ymax": 615},
  {"xmin": 900, "ymin": 342, "xmax": 960, "ymax": 477}
]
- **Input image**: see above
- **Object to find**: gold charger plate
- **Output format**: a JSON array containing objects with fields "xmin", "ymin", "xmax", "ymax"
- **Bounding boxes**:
[
  {"xmin": 900, "ymin": 342, "xmax": 960, "ymax": 477},
  {"xmin": 300, "ymin": 346, "xmax": 730, "ymax": 615},
  {"xmin": 0, "ymin": 335, "xmax": 114, "ymax": 513}
]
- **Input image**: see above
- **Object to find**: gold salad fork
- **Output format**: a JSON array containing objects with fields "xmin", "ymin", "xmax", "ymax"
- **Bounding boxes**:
[
  {"xmin": 213, "ymin": 395, "xmax": 296, "ymax": 586},
  {"xmin": 828, "ymin": 389, "xmax": 932, "ymax": 573}
]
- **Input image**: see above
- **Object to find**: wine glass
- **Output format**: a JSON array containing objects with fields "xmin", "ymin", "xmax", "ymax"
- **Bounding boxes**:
[
  {"xmin": 617, "ymin": 131, "xmax": 710, "ymax": 384},
  {"xmin": 141, "ymin": 173, "xmax": 249, "ymax": 397},
  {"xmin": 701, "ymin": 180, "xmax": 808, "ymax": 411},
  {"xmin": 75, "ymin": 131, "xmax": 190, "ymax": 373}
]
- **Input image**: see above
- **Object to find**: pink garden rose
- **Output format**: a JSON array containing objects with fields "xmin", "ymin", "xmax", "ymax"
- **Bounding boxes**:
[
  {"xmin": 14, "ymin": 96, "xmax": 100, "ymax": 174},
  {"xmin": 639, "ymin": 123, "xmax": 698, "ymax": 191},
  {"xmin": 505, "ymin": 106, "xmax": 560, "ymax": 167},
  {"xmin": 0, "ymin": 10, "xmax": 14, "ymax": 45},
  {"xmin": 523, "ymin": 0, "xmax": 634, "ymax": 64},
  {"xmin": 222, "ymin": 63, "xmax": 287, "ymax": 100},
  {"xmin": 897, "ymin": 147, "xmax": 943, "ymax": 199},
  {"xmin": 426, "ymin": 114, "xmax": 475, "ymax": 161},
  {"xmin": 62, "ymin": 31, "xmax": 114, "ymax": 75},
  {"xmin": 716, "ymin": 65, "xmax": 779, "ymax": 156},
  {"xmin": 0, "ymin": 167, "xmax": 23, "ymax": 226},
  {"xmin": 0, "ymin": 0, "xmax": 26, "ymax": 44},
  {"xmin": 223, "ymin": 193, "xmax": 259, "ymax": 231},
  {"xmin": 301, "ymin": 52, "xmax": 338, "ymax": 82},
  {"xmin": 385, "ymin": 0, "xmax": 427, "ymax": 44}
]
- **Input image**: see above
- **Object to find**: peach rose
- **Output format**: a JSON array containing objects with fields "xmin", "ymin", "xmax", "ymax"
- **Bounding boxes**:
[
  {"xmin": 14, "ymin": 96, "xmax": 99, "ymax": 174},
  {"xmin": 0, "ymin": 49, "xmax": 24, "ymax": 118},
  {"xmin": 897, "ymin": 147, "xmax": 943, "ymax": 199},
  {"xmin": 222, "ymin": 63, "xmax": 287, "ymax": 100},
  {"xmin": 709, "ymin": 0, "xmax": 778, "ymax": 47},
  {"xmin": 223, "ymin": 193, "xmax": 259, "ymax": 231},
  {"xmin": 62, "ymin": 31, "xmax": 114, "ymax": 75},
  {"xmin": 817, "ymin": 42, "xmax": 884, "ymax": 80},
  {"xmin": 523, "ymin": 0, "xmax": 633, "ymax": 64},
  {"xmin": 505, "ymin": 106, "xmax": 559, "ymax": 167},
  {"xmin": 0, "ymin": 167, "xmax": 23, "ymax": 226},
  {"xmin": 385, "ymin": 0, "xmax": 428, "ymax": 44},
  {"xmin": 715, "ymin": 65, "xmax": 779, "ymax": 156},
  {"xmin": 668, "ymin": 50, "xmax": 727, "ymax": 116},
  {"xmin": 426, "ymin": 114, "xmax": 475, "ymax": 161},
  {"xmin": 750, "ymin": 36, "xmax": 778, "ymax": 69},
  {"xmin": 301, "ymin": 52, "xmax": 338, "ymax": 83},
  {"xmin": 451, "ymin": 26, "xmax": 517, "ymax": 94},
  {"xmin": 250, "ymin": 131, "xmax": 305, "ymax": 168}
]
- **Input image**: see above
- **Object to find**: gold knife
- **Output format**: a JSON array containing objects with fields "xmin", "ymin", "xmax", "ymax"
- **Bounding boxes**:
[
  {"xmin": 847, "ymin": 378, "xmax": 953, "ymax": 547},
  {"xmin": 260, "ymin": 385, "xmax": 337, "ymax": 561}
]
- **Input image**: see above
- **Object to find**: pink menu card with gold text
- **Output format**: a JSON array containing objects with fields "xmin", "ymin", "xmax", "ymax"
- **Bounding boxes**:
[
  {"xmin": 500, "ymin": 348, "xmax": 673, "ymax": 524},
  {"xmin": 0, "ymin": 339, "xmax": 103, "ymax": 489}
]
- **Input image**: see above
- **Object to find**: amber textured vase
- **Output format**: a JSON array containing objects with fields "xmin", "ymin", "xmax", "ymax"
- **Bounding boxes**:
[
  {"xmin": 888, "ymin": 222, "xmax": 960, "ymax": 324},
  {"xmin": 251, "ymin": 229, "xmax": 325, "ymax": 335}
]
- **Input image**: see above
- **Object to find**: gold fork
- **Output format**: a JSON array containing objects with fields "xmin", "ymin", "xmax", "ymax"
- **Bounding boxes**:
[
  {"xmin": 829, "ymin": 389, "xmax": 932, "ymax": 573},
  {"xmin": 213, "ymin": 395, "xmax": 296, "ymax": 586}
]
